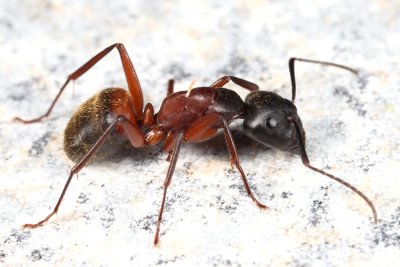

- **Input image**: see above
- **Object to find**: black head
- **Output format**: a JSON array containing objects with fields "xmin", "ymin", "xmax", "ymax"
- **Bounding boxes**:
[{"xmin": 243, "ymin": 91, "xmax": 305, "ymax": 154}]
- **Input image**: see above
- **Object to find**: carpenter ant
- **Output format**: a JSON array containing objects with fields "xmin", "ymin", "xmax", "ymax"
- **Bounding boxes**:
[{"xmin": 15, "ymin": 43, "xmax": 377, "ymax": 246}]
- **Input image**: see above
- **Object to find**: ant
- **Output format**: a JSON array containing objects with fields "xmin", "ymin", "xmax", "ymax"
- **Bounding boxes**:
[{"xmin": 15, "ymin": 43, "xmax": 377, "ymax": 246}]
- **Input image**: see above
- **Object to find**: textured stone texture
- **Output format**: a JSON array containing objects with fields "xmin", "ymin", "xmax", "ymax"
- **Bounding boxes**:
[{"xmin": 1, "ymin": 0, "xmax": 399, "ymax": 266}]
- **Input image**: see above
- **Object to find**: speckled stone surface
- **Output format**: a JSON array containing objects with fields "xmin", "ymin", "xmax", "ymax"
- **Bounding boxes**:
[{"xmin": 1, "ymin": 0, "xmax": 399, "ymax": 266}]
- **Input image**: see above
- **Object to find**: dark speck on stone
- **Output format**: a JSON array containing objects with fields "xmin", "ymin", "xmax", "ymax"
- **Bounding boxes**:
[
  {"xmin": 30, "ymin": 247, "xmax": 54, "ymax": 262},
  {"xmin": 355, "ymin": 68, "xmax": 369, "ymax": 91},
  {"xmin": 0, "ymin": 251, "xmax": 6, "ymax": 262},
  {"xmin": 281, "ymin": 191, "xmax": 293, "ymax": 199},
  {"xmin": 77, "ymin": 193, "xmax": 89, "ymax": 204},
  {"xmin": 373, "ymin": 206, "xmax": 400, "ymax": 247},
  {"xmin": 131, "ymin": 214, "xmax": 157, "ymax": 232},
  {"xmin": 309, "ymin": 200, "xmax": 328, "ymax": 226},
  {"xmin": 100, "ymin": 207, "xmax": 115, "ymax": 229},
  {"xmin": 333, "ymin": 86, "xmax": 367, "ymax": 117},
  {"xmin": 28, "ymin": 132, "xmax": 52, "ymax": 157},
  {"xmin": 156, "ymin": 256, "xmax": 178, "ymax": 265},
  {"xmin": 31, "ymin": 250, "xmax": 42, "ymax": 261},
  {"xmin": 4, "ymin": 230, "xmax": 31, "ymax": 245}
]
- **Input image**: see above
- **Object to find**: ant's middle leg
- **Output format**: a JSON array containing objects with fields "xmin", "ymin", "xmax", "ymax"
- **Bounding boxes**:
[
  {"xmin": 23, "ymin": 115, "xmax": 143, "ymax": 229},
  {"xmin": 154, "ymin": 132, "xmax": 183, "ymax": 246},
  {"xmin": 15, "ymin": 43, "xmax": 144, "ymax": 123},
  {"xmin": 288, "ymin": 57, "xmax": 359, "ymax": 103},
  {"xmin": 210, "ymin": 76, "xmax": 259, "ymax": 91}
]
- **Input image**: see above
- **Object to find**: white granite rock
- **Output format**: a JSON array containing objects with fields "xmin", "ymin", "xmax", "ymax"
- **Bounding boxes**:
[{"xmin": 1, "ymin": 0, "xmax": 399, "ymax": 266}]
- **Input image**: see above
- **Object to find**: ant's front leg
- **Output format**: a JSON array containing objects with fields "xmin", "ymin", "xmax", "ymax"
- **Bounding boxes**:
[
  {"xmin": 14, "ymin": 43, "xmax": 144, "ymax": 123},
  {"xmin": 184, "ymin": 113, "xmax": 268, "ymax": 209}
]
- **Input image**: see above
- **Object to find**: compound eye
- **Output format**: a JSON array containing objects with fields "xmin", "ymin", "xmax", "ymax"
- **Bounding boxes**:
[{"xmin": 266, "ymin": 117, "xmax": 278, "ymax": 129}]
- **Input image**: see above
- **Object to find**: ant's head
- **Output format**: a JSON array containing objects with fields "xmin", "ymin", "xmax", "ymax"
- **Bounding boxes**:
[{"xmin": 243, "ymin": 91, "xmax": 305, "ymax": 154}]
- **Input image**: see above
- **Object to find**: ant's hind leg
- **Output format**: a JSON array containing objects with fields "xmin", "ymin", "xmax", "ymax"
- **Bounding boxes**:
[
  {"xmin": 15, "ymin": 43, "xmax": 144, "ymax": 123},
  {"xmin": 23, "ymin": 115, "xmax": 144, "ymax": 229}
]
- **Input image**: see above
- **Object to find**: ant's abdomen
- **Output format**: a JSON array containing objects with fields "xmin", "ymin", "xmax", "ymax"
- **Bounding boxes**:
[{"xmin": 64, "ymin": 88, "xmax": 132, "ymax": 162}]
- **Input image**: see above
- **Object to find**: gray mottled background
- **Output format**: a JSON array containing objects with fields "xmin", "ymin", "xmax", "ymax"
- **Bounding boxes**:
[{"xmin": 1, "ymin": 0, "xmax": 399, "ymax": 266}]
